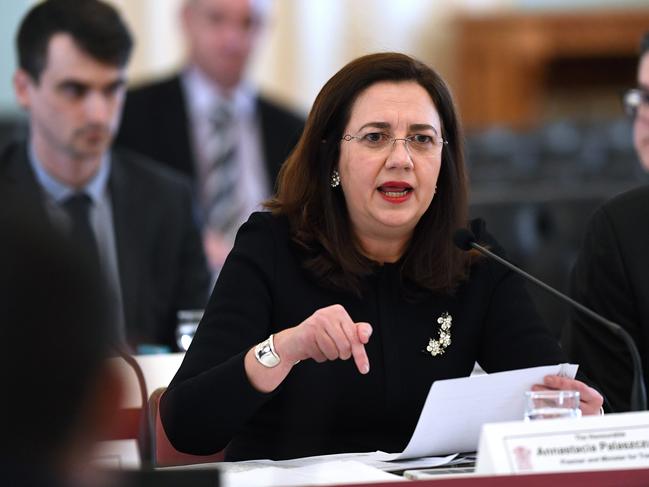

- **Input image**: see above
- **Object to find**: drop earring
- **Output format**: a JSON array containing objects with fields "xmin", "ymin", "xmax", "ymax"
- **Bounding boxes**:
[{"xmin": 330, "ymin": 169, "xmax": 340, "ymax": 188}]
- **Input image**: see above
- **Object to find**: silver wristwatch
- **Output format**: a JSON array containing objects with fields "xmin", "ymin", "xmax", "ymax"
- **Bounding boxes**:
[{"xmin": 254, "ymin": 334, "xmax": 281, "ymax": 368}]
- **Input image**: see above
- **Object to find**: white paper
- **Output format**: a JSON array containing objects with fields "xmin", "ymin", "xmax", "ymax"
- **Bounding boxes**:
[
  {"xmin": 385, "ymin": 363, "xmax": 578, "ymax": 460},
  {"xmin": 211, "ymin": 451, "xmax": 457, "ymax": 473},
  {"xmin": 161, "ymin": 363, "xmax": 577, "ymax": 476},
  {"xmin": 221, "ymin": 460, "xmax": 405, "ymax": 487}
]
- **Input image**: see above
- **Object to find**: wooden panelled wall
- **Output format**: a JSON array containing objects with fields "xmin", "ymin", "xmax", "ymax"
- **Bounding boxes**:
[{"xmin": 456, "ymin": 9, "xmax": 649, "ymax": 130}]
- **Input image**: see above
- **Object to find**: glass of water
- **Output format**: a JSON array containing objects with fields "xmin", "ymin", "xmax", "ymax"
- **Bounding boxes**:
[
  {"xmin": 176, "ymin": 309, "xmax": 204, "ymax": 351},
  {"xmin": 524, "ymin": 390, "xmax": 581, "ymax": 421}
]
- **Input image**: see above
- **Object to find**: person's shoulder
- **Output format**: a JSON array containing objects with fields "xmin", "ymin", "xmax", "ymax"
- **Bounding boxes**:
[
  {"xmin": 0, "ymin": 140, "xmax": 34, "ymax": 189},
  {"xmin": 111, "ymin": 147, "xmax": 191, "ymax": 191},
  {"xmin": 256, "ymin": 95, "xmax": 305, "ymax": 127},
  {"xmin": 125, "ymin": 73, "xmax": 183, "ymax": 103},
  {"xmin": 232, "ymin": 212, "xmax": 291, "ymax": 260},
  {"xmin": 242, "ymin": 211, "xmax": 290, "ymax": 237},
  {"xmin": 0, "ymin": 140, "xmax": 24, "ymax": 173},
  {"xmin": 581, "ymin": 184, "xmax": 649, "ymax": 239},
  {"xmin": 598, "ymin": 184, "xmax": 649, "ymax": 217}
]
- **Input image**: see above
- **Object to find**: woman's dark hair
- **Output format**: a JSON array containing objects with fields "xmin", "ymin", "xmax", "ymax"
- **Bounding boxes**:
[
  {"xmin": 266, "ymin": 52, "xmax": 472, "ymax": 296},
  {"xmin": 16, "ymin": 0, "xmax": 133, "ymax": 82}
]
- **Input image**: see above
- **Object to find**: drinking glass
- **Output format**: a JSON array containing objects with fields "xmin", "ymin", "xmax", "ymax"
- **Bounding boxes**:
[
  {"xmin": 524, "ymin": 390, "xmax": 581, "ymax": 421},
  {"xmin": 176, "ymin": 309, "xmax": 204, "ymax": 351}
]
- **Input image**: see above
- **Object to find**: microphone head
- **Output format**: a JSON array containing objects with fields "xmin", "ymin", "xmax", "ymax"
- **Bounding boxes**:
[{"xmin": 453, "ymin": 228, "xmax": 476, "ymax": 251}]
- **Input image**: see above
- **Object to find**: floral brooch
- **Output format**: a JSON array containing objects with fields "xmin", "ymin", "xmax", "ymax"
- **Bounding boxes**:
[{"xmin": 425, "ymin": 312, "xmax": 452, "ymax": 357}]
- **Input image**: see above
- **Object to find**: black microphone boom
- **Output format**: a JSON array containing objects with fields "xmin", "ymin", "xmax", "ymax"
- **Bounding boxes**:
[{"xmin": 453, "ymin": 228, "xmax": 647, "ymax": 412}]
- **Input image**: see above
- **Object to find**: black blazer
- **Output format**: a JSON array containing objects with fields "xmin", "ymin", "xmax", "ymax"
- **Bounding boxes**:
[
  {"xmin": 0, "ymin": 141, "xmax": 211, "ymax": 350},
  {"xmin": 564, "ymin": 185, "xmax": 649, "ymax": 412},
  {"xmin": 115, "ymin": 74, "xmax": 305, "ymax": 187},
  {"xmin": 161, "ymin": 212, "xmax": 567, "ymax": 461}
]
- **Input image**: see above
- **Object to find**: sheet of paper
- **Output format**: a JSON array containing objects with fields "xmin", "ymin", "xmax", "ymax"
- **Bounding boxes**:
[
  {"xmin": 221, "ymin": 460, "xmax": 405, "ymax": 487},
  {"xmin": 210, "ymin": 451, "xmax": 457, "ymax": 473},
  {"xmin": 383, "ymin": 363, "xmax": 578, "ymax": 460},
  {"xmin": 161, "ymin": 364, "xmax": 577, "ymax": 474}
]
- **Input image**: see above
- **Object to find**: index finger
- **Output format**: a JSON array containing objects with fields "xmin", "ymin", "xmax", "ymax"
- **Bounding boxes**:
[
  {"xmin": 341, "ymin": 321, "xmax": 371, "ymax": 375},
  {"xmin": 331, "ymin": 306, "xmax": 371, "ymax": 375}
]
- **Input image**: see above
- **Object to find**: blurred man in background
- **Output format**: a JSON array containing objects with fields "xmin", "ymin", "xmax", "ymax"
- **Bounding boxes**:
[
  {"xmin": 117, "ymin": 0, "xmax": 304, "ymax": 273},
  {"xmin": 565, "ymin": 32, "xmax": 649, "ymax": 412},
  {"xmin": 1, "ymin": 0, "xmax": 211, "ymax": 352}
]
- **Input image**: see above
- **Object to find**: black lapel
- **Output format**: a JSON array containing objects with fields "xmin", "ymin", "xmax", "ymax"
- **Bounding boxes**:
[
  {"xmin": 256, "ymin": 97, "xmax": 304, "ymax": 191},
  {"xmin": 108, "ymin": 152, "xmax": 143, "ymax": 333},
  {"xmin": 256, "ymin": 97, "xmax": 283, "ymax": 187},
  {"xmin": 165, "ymin": 76, "xmax": 196, "ymax": 178}
]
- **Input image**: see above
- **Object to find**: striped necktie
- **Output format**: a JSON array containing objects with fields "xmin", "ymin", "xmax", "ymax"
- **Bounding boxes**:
[{"xmin": 201, "ymin": 104, "xmax": 246, "ymax": 236}]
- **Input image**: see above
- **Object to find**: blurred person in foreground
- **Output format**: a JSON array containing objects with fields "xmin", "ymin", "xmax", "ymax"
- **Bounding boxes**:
[
  {"xmin": 161, "ymin": 52, "xmax": 603, "ymax": 461},
  {"xmin": 565, "ymin": 32, "xmax": 649, "ymax": 412},
  {"xmin": 1, "ymin": 0, "xmax": 210, "ymax": 352},
  {"xmin": 0, "ymin": 202, "xmax": 122, "ymax": 487},
  {"xmin": 116, "ymin": 0, "xmax": 304, "ymax": 273}
]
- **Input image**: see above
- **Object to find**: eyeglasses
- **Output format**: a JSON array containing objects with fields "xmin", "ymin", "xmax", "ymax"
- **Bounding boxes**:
[
  {"xmin": 341, "ymin": 131, "xmax": 447, "ymax": 156},
  {"xmin": 622, "ymin": 88, "xmax": 649, "ymax": 118}
]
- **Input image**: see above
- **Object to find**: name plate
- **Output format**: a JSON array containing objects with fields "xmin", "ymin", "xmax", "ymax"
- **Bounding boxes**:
[{"xmin": 476, "ymin": 411, "xmax": 649, "ymax": 474}]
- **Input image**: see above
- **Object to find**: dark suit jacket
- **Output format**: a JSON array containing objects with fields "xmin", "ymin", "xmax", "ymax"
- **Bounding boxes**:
[
  {"xmin": 161, "ymin": 213, "xmax": 568, "ymax": 461},
  {"xmin": 564, "ymin": 185, "xmax": 649, "ymax": 412},
  {"xmin": 115, "ymin": 74, "xmax": 305, "ymax": 188},
  {"xmin": 0, "ymin": 141, "xmax": 211, "ymax": 350}
]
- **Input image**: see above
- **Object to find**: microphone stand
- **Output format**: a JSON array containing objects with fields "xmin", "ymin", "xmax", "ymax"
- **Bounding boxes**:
[{"xmin": 468, "ymin": 239, "xmax": 647, "ymax": 412}]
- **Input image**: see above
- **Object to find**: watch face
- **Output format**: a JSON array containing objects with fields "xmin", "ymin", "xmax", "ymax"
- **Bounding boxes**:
[
  {"xmin": 256, "ymin": 338, "xmax": 280, "ymax": 367},
  {"xmin": 260, "ymin": 351, "xmax": 280, "ymax": 367}
]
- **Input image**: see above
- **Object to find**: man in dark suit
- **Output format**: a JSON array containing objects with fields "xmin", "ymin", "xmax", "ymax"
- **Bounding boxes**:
[
  {"xmin": 2, "ymin": 0, "xmax": 211, "ymax": 352},
  {"xmin": 564, "ymin": 32, "xmax": 649, "ymax": 412},
  {"xmin": 116, "ymin": 0, "xmax": 304, "ymax": 272}
]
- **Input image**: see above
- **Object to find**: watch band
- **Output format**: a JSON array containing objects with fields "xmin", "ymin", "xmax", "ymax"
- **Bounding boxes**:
[{"xmin": 254, "ymin": 334, "xmax": 281, "ymax": 368}]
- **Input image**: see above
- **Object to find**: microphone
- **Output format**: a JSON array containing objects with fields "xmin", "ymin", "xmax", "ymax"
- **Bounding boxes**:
[{"xmin": 453, "ymin": 228, "xmax": 647, "ymax": 412}]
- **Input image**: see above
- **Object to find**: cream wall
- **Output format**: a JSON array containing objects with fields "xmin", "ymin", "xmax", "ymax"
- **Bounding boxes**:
[
  {"xmin": 0, "ymin": 0, "xmax": 641, "ymax": 114},
  {"xmin": 106, "ymin": 0, "xmax": 496, "ymax": 115}
]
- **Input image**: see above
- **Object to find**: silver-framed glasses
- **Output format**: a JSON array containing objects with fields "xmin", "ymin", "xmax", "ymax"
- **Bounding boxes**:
[{"xmin": 341, "ymin": 131, "xmax": 447, "ymax": 157}]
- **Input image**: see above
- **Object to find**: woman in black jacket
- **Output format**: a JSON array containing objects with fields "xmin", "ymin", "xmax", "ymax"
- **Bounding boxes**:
[{"xmin": 161, "ymin": 52, "xmax": 603, "ymax": 461}]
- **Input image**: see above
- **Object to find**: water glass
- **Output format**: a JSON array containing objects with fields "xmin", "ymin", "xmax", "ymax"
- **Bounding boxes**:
[
  {"xmin": 176, "ymin": 309, "xmax": 204, "ymax": 351},
  {"xmin": 524, "ymin": 390, "xmax": 581, "ymax": 421}
]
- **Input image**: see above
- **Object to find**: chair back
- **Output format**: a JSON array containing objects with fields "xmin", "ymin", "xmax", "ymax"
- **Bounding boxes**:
[{"xmin": 149, "ymin": 387, "xmax": 225, "ymax": 467}]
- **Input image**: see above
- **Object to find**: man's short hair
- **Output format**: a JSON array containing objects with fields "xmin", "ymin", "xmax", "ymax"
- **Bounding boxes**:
[{"xmin": 16, "ymin": 0, "xmax": 133, "ymax": 82}]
